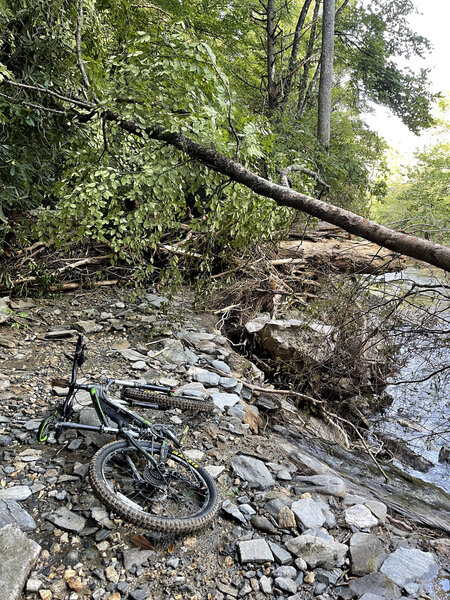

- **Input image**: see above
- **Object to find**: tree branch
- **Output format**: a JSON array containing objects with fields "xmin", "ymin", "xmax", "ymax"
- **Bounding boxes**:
[
  {"xmin": 76, "ymin": 0, "xmax": 100, "ymax": 103},
  {"xmin": 4, "ymin": 80, "xmax": 450, "ymax": 272},
  {"xmin": 98, "ymin": 108, "xmax": 450, "ymax": 272}
]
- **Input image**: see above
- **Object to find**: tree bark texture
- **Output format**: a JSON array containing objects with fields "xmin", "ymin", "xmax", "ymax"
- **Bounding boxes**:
[
  {"xmin": 317, "ymin": 0, "xmax": 335, "ymax": 149},
  {"xmin": 266, "ymin": 0, "xmax": 278, "ymax": 112},
  {"xmin": 102, "ymin": 109, "xmax": 450, "ymax": 272}
]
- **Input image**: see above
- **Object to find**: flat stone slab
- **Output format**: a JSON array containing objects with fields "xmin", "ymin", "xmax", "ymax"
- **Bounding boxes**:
[
  {"xmin": 380, "ymin": 547, "xmax": 439, "ymax": 589},
  {"xmin": 123, "ymin": 549, "xmax": 155, "ymax": 571},
  {"xmin": 0, "ymin": 500, "xmax": 36, "ymax": 532},
  {"xmin": 286, "ymin": 535, "xmax": 348, "ymax": 569},
  {"xmin": 294, "ymin": 474, "xmax": 346, "ymax": 498},
  {"xmin": 291, "ymin": 497, "xmax": 326, "ymax": 530},
  {"xmin": 238, "ymin": 538, "xmax": 274, "ymax": 564},
  {"xmin": 47, "ymin": 507, "xmax": 86, "ymax": 533},
  {"xmin": 231, "ymin": 456, "xmax": 276, "ymax": 489},
  {"xmin": 348, "ymin": 573, "xmax": 401, "ymax": 600},
  {"xmin": 0, "ymin": 486, "xmax": 32, "ymax": 501},
  {"xmin": 345, "ymin": 504, "xmax": 378, "ymax": 529},
  {"xmin": 211, "ymin": 392, "xmax": 240, "ymax": 411},
  {"xmin": 0, "ymin": 524, "xmax": 41, "ymax": 600},
  {"xmin": 349, "ymin": 532, "xmax": 386, "ymax": 576}
]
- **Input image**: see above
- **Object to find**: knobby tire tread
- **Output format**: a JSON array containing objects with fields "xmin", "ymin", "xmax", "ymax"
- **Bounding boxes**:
[
  {"xmin": 121, "ymin": 388, "xmax": 214, "ymax": 413},
  {"xmin": 89, "ymin": 441, "xmax": 219, "ymax": 534}
]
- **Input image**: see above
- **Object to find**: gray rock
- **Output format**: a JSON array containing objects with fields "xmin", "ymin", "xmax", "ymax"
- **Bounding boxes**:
[
  {"xmin": 91, "ymin": 507, "xmax": 115, "ymax": 529},
  {"xmin": 259, "ymin": 575, "xmax": 272, "ymax": 594},
  {"xmin": 227, "ymin": 404, "xmax": 246, "ymax": 420},
  {"xmin": 359, "ymin": 594, "xmax": 386, "ymax": 600},
  {"xmin": 291, "ymin": 497, "xmax": 326, "ymax": 530},
  {"xmin": 250, "ymin": 515, "xmax": 278, "ymax": 534},
  {"xmin": 238, "ymin": 539, "xmax": 274, "ymax": 564},
  {"xmin": 231, "ymin": 456, "xmax": 276, "ymax": 489},
  {"xmin": 268, "ymin": 541, "xmax": 293, "ymax": 565},
  {"xmin": 0, "ymin": 486, "xmax": 32, "ymax": 501},
  {"xmin": 222, "ymin": 500, "xmax": 246, "ymax": 524},
  {"xmin": 211, "ymin": 392, "xmax": 241, "ymax": 411},
  {"xmin": 347, "ymin": 573, "xmax": 401, "ymax": 599},
  {"xmin": 120, "ymin": 349, "xmax": 148, "ymax": 362},
  {"xmin": 302, "ymin": 528, "xmax": 334, "ymax": 540},
  {"xmin": 239, "ymin": 504, "xmax": 256, "ymax": 516},
  {"xmin": 272, "ymin": 566, "xmax": 297, "ymax": 579},
  {"xmin": 274, "ymin": 576, "xmax": 297, "ymax": 594},
  {"xmin": 0, "ymin": 297, "xmax": 11, "ymax": 324},
  {"xmin": 194, "ymin": 369, "xmax": 221, "ymax": 387},
  {"xmin": 219, "ymin": 377, "xmax": 238, "ymax": 390},
  {"xmin": 73, "ymin": 320, "xmax": 103, "ymax": 334},
  {"xmin": 285, "ymin": 535, "xmax": 348, "ymax": 569},
  {"xmin": 314, "ymin": 568, "xmax": 342, "ymax": 585},
  {"xmin": 130, "ymin": 588, "xmax": 150, "ymax": 600},
  {"xmin": 379, "ymin": 547, "xmax": 439, "ymax": 589},
  {"xmin": 349, "ymin": 532, "xmax": 387, "ymax": 576},
  {"xmin": 212, "ymin": 360, "xmax": 231, "ymax": 374},
  {"xmin": 204, "ymin": 465, "xmax": 226, "ymax": 479},
  {"xmin": 365, "ymin": 500, "xmax": 387, "ymax": 524},
  {"xmin": 78, "ymin": 407, "xmax": 102, "ymax": 427},
  {"xmin": 245, "ymin": 316, "xmax": 336, "ymax": 368},
  {"xmin": 26, "ymin": 579, "xmax": 43, "ymax": 593},
  {"xmin": 288, "ymin": 449, "xmax": 331, "ymax": 475},
  {"xmin": 345, "ymin": 504, "xmax": 378, "ymax": 529},
  {"xmin": 264, "ymin": 497, "xmax": 293, "ymax": 519},
  {"xmin": 123, "ymin": 549, "xmax": 155, "ymax": 571},
  {"xmin": 48, "ymin": 506, "xmax": 86, "ymax": 533},
  {"xmin": 294, "ymin": 474, "xmax": 346, "ymax": 498},
  {"xmin": 0, "ymin": 500, "xmax": 36, "ymax": 532},
  {"xmin": 0, "ymin": 524, "xmax": 41, "ymax": 600},
  {"xmin": 438, "ymin": 445, "xmax": 450, "ymax": 463},
  {"xmin": 132, "ymin": 361, "xmax": 147, "ymax": 370},
  {"xmin": 144, "ymin": 293, "xmax": 168, "ymax": 308}
]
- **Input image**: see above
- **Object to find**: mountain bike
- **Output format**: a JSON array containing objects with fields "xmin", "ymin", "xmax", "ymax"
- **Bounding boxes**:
[{"xmin": 37, "ymin": 336, "xmax": 218, "ymax": 534}]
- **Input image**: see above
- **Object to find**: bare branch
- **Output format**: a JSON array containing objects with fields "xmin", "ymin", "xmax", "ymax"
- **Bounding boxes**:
[
  {"xmin": 280, "ymin": 164, "xmax": 330, "ymax": 190},
  {"xmin": 76, "ymin": 0, "xmax": 100, "ymax": 103}
]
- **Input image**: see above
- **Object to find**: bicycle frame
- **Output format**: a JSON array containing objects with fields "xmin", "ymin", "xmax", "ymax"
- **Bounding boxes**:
[{"xmin": 48, "ymin": 335, "xmax": 183, "ymax": 466}]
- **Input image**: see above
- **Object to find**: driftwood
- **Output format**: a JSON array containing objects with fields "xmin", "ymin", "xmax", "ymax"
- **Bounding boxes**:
[{"xmin": 275, "ymin": 238, "xmax": 405, "ymax": 274}]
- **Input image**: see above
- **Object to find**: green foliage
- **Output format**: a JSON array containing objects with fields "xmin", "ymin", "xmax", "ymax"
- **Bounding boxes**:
[
  {"xmin": 375, "ymin": 142, "xmax": 450, "ymax": 244},
  {"xmin": 0, "ymin": 0, "xmax": 439, "ymax": 287},
  {"xmin": 373, "ymin": 97, "xmax": 450, "ymax": 243},
  {"xmin": 337, "ymin": 0, "xmax": 437, "ymax": 133}
]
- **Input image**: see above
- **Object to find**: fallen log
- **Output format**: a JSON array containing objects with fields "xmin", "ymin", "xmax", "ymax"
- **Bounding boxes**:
[{"xmin": 276, "ymin": 238, "xmax": 405, "ymax": 274}]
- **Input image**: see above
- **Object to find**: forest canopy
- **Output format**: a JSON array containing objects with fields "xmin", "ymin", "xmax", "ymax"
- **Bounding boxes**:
[{"xmin": 0, "ymin": 0, "xmax": 448, "ymax": 285}]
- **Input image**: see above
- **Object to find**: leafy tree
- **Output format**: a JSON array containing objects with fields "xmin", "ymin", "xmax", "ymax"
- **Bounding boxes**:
[{"xmin": 1, "ymin": 0, "xmax": 447, "ymax": 279}]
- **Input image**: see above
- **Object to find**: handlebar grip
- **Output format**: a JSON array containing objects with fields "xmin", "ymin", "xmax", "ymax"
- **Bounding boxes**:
[{"xmin": 52, "ymin": 377, "xmax": 71, "ymax": 387}]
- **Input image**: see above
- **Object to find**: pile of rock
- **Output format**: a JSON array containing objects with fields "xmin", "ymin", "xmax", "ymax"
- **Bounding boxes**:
[{"xmin": 0, "ymin": 289, "xmax": 448, "ymax": 600}]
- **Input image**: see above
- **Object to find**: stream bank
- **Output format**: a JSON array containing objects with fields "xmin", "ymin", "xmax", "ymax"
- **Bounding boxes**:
[{"xmin": 0, "ymin": 287, "xmax": 449, "ymax": 600}]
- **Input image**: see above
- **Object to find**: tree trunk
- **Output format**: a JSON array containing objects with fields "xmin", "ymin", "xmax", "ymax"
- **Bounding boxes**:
[
  {"xmin": 266, "ymin": 0, "xmax": 278, "ymax": 113},
  {"xmin": 297, "ymin": 0, "xmax": 321, "ymax": 114},
  {"xmin": 102, "ymin": 109, "xmax": 450, "ymax": 272},
  {"xmin": 317, "ymin": 0, "xmax": 335, "ymax": 150},
  {"xmin": 280, "ymin": 0, "xmax": 313, "ymax": 112}
]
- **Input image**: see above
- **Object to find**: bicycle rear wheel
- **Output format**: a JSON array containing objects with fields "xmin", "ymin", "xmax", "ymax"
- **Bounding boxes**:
[
  {"xmin": 89, "ymin": 440, "xmax": 218, "ymax": 534},
  {"xmin": 121, "ymin": 388, "xmax": 214, "ymax": 413}
]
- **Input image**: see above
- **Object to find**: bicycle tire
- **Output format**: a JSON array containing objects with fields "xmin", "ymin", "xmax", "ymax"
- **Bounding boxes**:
[
  {"xmin": 121, "ymin": 388, "xmax": 214, "ymax": 413},
  {"xmin": 89, "ymin": 440, "xmax": 219, "ymax": 534}
]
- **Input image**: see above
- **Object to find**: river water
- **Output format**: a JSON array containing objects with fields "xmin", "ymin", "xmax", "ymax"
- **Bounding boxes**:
[{"xmin": 367, "ymin": 266, "xmax": 450, "ymax": 493}]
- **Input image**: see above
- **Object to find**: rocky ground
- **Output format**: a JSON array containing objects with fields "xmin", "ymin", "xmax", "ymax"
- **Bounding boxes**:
[{"xmin": 0, "ymin": 288, "xmax": 449, "ymax": 600}]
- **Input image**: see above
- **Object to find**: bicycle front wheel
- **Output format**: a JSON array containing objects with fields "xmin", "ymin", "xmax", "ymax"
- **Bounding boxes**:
[{"xmin": 89, "ymin": 441, "xmax": 218, "ymax": 534}]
